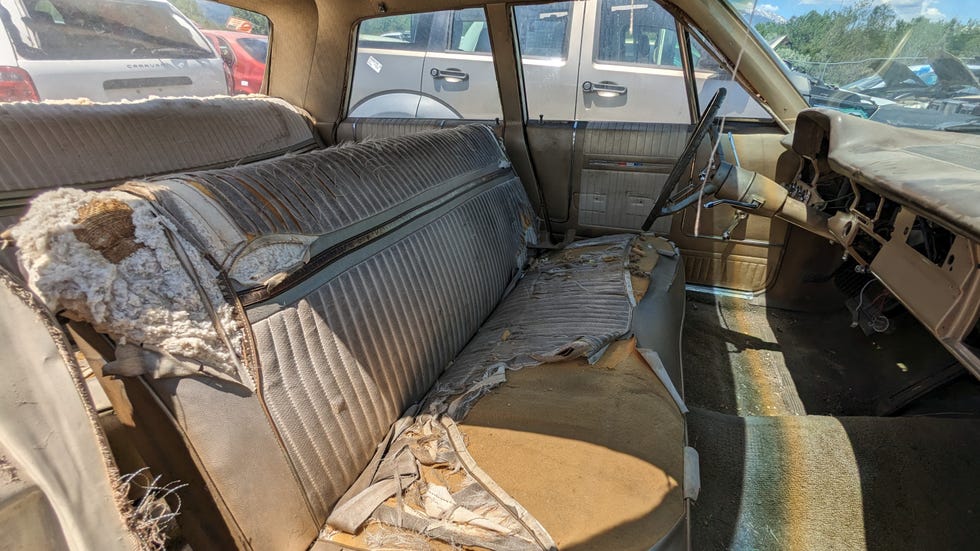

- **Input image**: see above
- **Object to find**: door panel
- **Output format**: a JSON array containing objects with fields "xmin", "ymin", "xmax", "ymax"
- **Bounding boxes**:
[{"xmin": 573, "ymin": 122, "xmax": 696, "ymax": 235}]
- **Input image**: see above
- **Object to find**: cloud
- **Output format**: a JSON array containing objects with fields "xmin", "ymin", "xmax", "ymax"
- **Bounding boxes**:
[
  {"xmin": 758, "ymin": 3, "xmax": 781, "ymax": 12},
  {"xmin": 881, "ymin": 0, "xmax": 946, "ymax": 21}
]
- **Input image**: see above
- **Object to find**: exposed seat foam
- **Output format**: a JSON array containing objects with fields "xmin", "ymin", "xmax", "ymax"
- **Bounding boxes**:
[
  {"xmin": 0, "ymin": 95, "xmax": 320, "ymax": 278},
  {"xmin": 11, "ymin": 124, "xmax": 687, "ymax": 550}
]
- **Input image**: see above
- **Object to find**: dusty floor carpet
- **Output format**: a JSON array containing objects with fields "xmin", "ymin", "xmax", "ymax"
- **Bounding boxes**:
[
  {"xmin": 688, "ymin": 407, "xmax": 980, "ymax": 551},
  {"xmin": 682, "ymin": 293, "xmax": 961, "ymax": 416}
]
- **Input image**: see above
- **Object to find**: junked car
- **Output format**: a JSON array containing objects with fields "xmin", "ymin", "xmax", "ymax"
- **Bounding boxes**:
[
  {"xmin": 0, "ymin": 0, "xmax": 228, "ymax": 102},
  {"xmin": 0, "ymin": 0, "xmax": 978, "ymax": 550},
  {"xmin": 202, "ymin": 29, "xmax": 267, "ymax": 95}
]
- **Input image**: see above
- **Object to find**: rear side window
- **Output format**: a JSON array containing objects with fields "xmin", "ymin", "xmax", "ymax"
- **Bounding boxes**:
[
  {"xmin": 349, "ymin": 9, "xmax": 503, "ymax": 120},
  {"xmin": 357, "ymin": 12, "xmax": 433, "ymax": 51},
  {"xmin": 0, "ymin": 0, "xmax": 270, "ymax": 102}
]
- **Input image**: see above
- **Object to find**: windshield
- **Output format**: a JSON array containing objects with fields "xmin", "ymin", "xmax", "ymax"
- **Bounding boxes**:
[
  {"xmin": 1, "ymin": 0, "xmax": 215, "ymax": 60},
  {"xmin": 726, "ymin": 0, "xmax": 980, "ymax": 132}
]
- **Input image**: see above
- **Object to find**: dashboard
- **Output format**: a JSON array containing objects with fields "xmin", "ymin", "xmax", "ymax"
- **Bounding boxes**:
[{"xmin": 784, "ymin": 109, "xmax": 980, "ymax": 378}]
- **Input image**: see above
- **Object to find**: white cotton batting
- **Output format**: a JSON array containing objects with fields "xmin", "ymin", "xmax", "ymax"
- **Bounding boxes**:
[{"xmin": 10, "ymin": 188, "xmax": 242, "ymax": 378}]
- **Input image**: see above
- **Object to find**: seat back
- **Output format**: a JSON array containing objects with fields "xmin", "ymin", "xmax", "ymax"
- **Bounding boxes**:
[
  {"xmin": 116, "ymin": 125, "xmax": 537, "ymax": 543},
  {"xmin": 0, "ymin": 95, "xmax": 320, "ymax": 276}
]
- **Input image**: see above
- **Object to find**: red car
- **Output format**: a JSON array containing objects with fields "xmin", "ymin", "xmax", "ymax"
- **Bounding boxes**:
[{"xmin": 202, "ymin": 30, "xmax": 268, "ymax": 95}]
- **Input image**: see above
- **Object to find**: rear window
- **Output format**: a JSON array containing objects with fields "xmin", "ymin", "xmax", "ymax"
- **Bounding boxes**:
[
  {"xmin": 1, "ymin": 0, "xmax": 214, "ymax": 60},
  {"xmin": 0, "ymin": 0, "xmax": 271, "ymax": 102},
  {"xmin": 238, "ymin": 36, "xmax": 266, "ymax": 61}
]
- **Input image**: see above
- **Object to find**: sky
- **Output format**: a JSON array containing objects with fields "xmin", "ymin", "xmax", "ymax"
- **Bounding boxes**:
[{"xmin": 733, "ymin": 0, "xmax": 980, "ymax": 23}]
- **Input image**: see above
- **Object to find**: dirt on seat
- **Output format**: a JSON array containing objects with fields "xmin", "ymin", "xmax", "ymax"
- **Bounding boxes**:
[{"xmin": 459, "ymin": 339, "xmax": 686, "ymax": 550}]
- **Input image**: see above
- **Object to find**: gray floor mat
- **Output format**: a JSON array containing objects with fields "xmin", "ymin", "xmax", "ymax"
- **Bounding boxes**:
[{"xmin": 688, "ymin": 407, "xmax": 980, "ymax": 551}]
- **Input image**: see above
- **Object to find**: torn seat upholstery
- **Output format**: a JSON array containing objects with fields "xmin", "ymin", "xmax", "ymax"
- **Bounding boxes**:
[{"xmin": 10, "ymin": 124, "xmax": 688, "ymax": 550}]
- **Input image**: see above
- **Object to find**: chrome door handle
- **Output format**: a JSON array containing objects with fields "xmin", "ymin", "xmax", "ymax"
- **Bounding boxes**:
[
  {"xmin": 582, "ymin": 80, "xmax": 627, "ymax": 97},
  {"xmin": 430, "ymin": 68, "xmax": 469, "ymax": 83}
]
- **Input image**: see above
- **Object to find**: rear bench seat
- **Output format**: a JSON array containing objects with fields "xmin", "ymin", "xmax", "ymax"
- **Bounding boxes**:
[{"xmin": 9, "ymin": 124, "xmax": 690, "ymax": 550}]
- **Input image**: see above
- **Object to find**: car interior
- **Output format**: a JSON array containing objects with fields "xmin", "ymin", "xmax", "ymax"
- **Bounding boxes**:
[{"xmin": 0, "ymin": 0, "xmax": 978, "ymax": 550}]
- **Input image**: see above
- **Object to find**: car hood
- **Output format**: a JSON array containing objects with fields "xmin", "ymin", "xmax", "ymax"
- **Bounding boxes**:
[{"xmin": 929, "ymin": 52, "xmax": 980, "ymax": 88}]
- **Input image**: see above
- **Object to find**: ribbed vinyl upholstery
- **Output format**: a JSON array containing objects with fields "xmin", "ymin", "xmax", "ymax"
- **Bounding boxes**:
[
  {"xmin": 426, "ymin": 234, "xmax": 637, "ymax": 418},
  {"xmin": 10, "ymin": 107, "xmax": 665, "ymax": 548},
  {"xmin": 122, "ymin": 125, "xmax": 531, "ymax": 524},
  {"xmin": 251, "ymin": 181, "xmax": 532, "ymax": 520},
  {"xmin": 0, "ymin": 96, "xmax": 316, "ymax": 195},
  {"xmin": 576, "ymin": 122, "xmax": 693, "ymax": 234},
  {"xmin": 153, "ymin": 125, "xmax": 504, "ymax": 241}
]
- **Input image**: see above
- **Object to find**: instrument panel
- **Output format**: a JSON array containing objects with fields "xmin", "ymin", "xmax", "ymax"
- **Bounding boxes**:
[{"xmin": 784, "ymin": 153, "xmax": 980, "ymax": 379}]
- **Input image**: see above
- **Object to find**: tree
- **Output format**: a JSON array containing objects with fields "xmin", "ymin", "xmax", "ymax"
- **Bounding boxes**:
[{"xmin": 752, "ymin": 1, "xmax": 979, "ymax": 87}]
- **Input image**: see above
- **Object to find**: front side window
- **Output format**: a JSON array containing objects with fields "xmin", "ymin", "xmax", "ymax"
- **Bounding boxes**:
[{"xmin": 688, "ymin": 29, "xmax": 771, "ymax": 120}]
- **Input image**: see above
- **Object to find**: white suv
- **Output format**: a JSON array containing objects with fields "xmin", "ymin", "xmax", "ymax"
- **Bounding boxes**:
[
  {"xmin": 349, "ymin": 1, "xmax": 771, "ymax": 123},
  {"xmin": 0, "ymin": 0, "xmax": 229, "ymax": 102}
]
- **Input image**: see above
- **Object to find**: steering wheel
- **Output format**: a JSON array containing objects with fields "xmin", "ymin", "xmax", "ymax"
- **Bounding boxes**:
[{"xmin": 641, "ymin": 87, "xmax": 727, "ymax": 231}]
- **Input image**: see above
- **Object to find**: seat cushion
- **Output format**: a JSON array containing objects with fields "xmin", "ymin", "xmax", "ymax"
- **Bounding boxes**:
[
  {"xmin": 461, "ymin": 338, "xmax": 686, "ymax": 550},
  {"xmin": 319, "ymin": 235, "xmax": 688, "ymax": 549}
]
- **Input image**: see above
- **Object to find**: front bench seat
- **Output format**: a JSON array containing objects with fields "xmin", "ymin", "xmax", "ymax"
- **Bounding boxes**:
[{"xmin": 9, "ymin": 125, "xmax": 689, "ymax": 550}]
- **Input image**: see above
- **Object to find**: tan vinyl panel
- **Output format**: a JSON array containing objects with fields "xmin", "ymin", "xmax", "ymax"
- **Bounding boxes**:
[
  {"xmin": 148, "ymin": 377, "xmax": 320, "ymax": 550},
  {"xmin": 0, "ymin": 273, "xmax": 138, "ymax": 551},
  {"xmin": 672, "ymin": 130, "xmax": 790, "ymax": 292}
]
